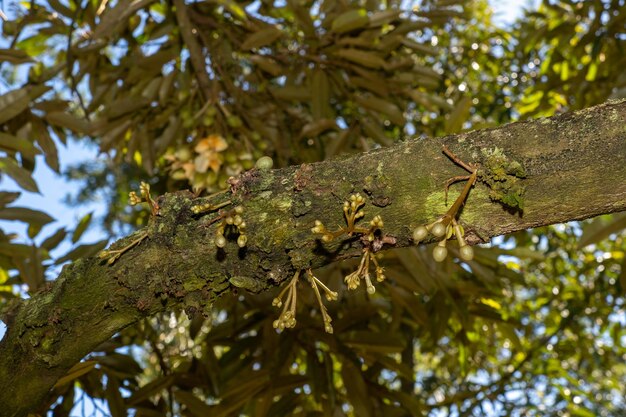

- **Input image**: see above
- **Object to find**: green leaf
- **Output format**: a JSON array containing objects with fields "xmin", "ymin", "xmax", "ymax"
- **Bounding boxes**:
[
  {"xmin": 332, "ymin": 48, "xmax": 386, "ymax": 69},
  {"xmin": 94, "ymin": 0, "xmax": 156, "ymax": 39},
  {"xmin": 497, "ymin": 323, "xmax": 523, "ymax": 351},
  {"xmin": 41, "ymin": 227, "xmax": 67, "ymax": 251},
  {"xmin": 32, "ymin": 119, "xmax": 60, "ymax": 172},
  {"xmin": 73, "ymin": 213, "xmax": 93, "ymax": 244},
  {"xmin": 619, "ymin": 255, "xmax": 626, "ymax": 294},
  {"xmin": 105, "ymin": 378, "xmax": 126, "ymax": 417},
  {"xmin": 175, "ymin": 390, "xmax": 214, "ymax": 416},
  {"xmin": 458, "ymin": 343, "xmax": 468, "ymax": 376},
  {"xmin": 402, "ymin": 39, "xmax": 438, "ymax": 56},
  {"xmin": 44, "ymin": 112, "xmax": 92, "ymax": 134},
  {"xmin": 219, "ymin": 369, "xmax": 270, "ymax": 403},
  {"xmin": 300, "ymin": 119, "xmax": 337, "ymax": 138},
  {"xmin": 241, "ymin": 27, "xmax": 283, "ymax": 50},
  {"xmin": 445, "ymin": 96, "xmax": 472, "ymax": 134},
  {"xmin": 0, "ymin": 192, "xmax": 20, "ymax": 208},
  {"xmin": 331, "ymin": 9, "xmax": 368, "ymax": 34},
  {"xmin": 53, "ymin": 361, "xmax": 97, "ymax": 389},
  {"xmin": 341, "ymin": 360, "xmax": 373, "ymax": 417},
  {"xmin": 349, "ymin": 75, "xmax": 389, "ymax": 97},
  {"xmin": 342, "ymin": 331, "xmax": 406, "ymax": 353},
  {"xmin": 569, "ymin": 405, "xmax": 596, "ymax": 417},
  {"xmin": 0, "ymin": 132, "xmax": 40, "ymax": 158},
  {"xmin": 0, "ymin": 48, "xmax": 34, "ymax": 64},
  {"xmin": 249, "ymin": 55, "xmax": 283, "ymax": 76},
  {"xmin": 97, "ymin": 353, "xmax": 143, "ymax": 376},
  {"xmin": 16, "ymin": 33, "xmax": 50, "ymax": 57},
  {"xmin": 355, "ymin": 94, "xmax": 405, "ymax": 125},
  {"xmin": 360, "ymin": 118, "xmax": 393, "ymax": 146},
  {"xmin": 220, "ymin": 0, "xmax": 247, "ymax": 20},
  {"xmin": 0, "ymin": 88, "xmax": 31, "ymax": 125},
  {"xmin": 578, "ymin": 213, "xmax": 626, "ymax": 248},
  {"xmin": 388, "ymin": 286, "xmax": 428, "ymax": 325},
  {"xmin": 286, "ymin": 0, "xmax": 314, "ymax": 36},
  {"xmin": 127, "ymin": 375, "xmax": 176, "ymax": 406},
  {"xmin": 12, "ymin": 245, "xmax": 45, "ymax": 290},
  {"xmin": 0, "ymin": 242, "xmax": 33, "ymax": 257},
  {"xmin": 100, "ymin": 119, "xmax": 133, "ymax": 151},
  {"xmin": 0, "ymin": 207, "xmax": 54, "ymax": 225},
  {"xmin": 585, "ymin": 62, "xmax": 598, "ymax": 81},
  {"xmin": 46, "ymin": 0, "xmax": 74, "ymax": 18},
  {"xmin": 368, "ymin": 10, "xmax": 401, "ymax": 27},
  {"xmin": 268, "ymin": 85, "xmax": 310, "ymax": 101},
  {"xmin": 0, "ymin": 157, "xmax": 39, "ymax": 193},
  {"xmin": 311, "ymin": 69, "xmax": 332, "ymax": 119},
  {"xmin": 27, "ymin": 223, "xmax": 43, "ymax": 239}
]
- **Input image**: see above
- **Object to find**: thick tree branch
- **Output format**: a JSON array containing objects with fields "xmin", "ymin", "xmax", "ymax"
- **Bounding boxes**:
[{"xmin": 1, "ymin": 100, "xmax": 625, "ymax": 416}]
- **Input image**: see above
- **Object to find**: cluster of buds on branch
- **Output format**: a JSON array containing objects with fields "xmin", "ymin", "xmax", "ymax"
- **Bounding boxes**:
[
  {"xmin": 214, "ymin": 205, "xmax": 247, "ymax": 249},
  {"xmin": 273, "ymin": 193, "xmax": 394, "ymax": 334},
  {"xmin": 312, "ymin": 193, "xmax": 393, "ymax": 294},
  {"xmin": 129, "ymin": 181, "xmax": 159, "ymax": 216},
  {"xmin": 272, "ymin": 269, "xmax": 338, "ymax": 333}
]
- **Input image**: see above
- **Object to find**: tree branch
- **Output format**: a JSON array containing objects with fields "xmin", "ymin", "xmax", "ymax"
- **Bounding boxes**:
[{"xmin": 1, "ymin": 99, "xmax": 625, "ymax": 416}]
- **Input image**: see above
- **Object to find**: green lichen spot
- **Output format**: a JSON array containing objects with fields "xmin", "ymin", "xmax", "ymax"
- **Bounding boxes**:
[
  {"xmin": 183, "ymin": 276, "xmax": 207, "ymax": 292},
  {"xmin": 479, "ymin": 147, "xmax": 527, "ymax": 211},
  {"xmin": 424, "ymin": 191, "xmax": 449, "ymax": 216},
  {"xmin": 229, "ymin": 275, "xmax": 262, "ymax": 292},
  {"xmin": 276, "ymin": 198, "xmax": 292, "ymax": 211}
]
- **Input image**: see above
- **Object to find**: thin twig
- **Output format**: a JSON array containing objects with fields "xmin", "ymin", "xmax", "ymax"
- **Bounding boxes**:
[
  {"xmin": 440, "ymin": 145, "xmax": 478, "ymax": 219},
  {"xmin": 172, "ymin": 0, "xmax": 212, "ymax": 101},
  {"xmin": 442, "ymin": 145, "xmax": 476, "ymax": 173},
  {"xmin": 66, "ymin": 8, "xmax": 91, "ymax": 120}
]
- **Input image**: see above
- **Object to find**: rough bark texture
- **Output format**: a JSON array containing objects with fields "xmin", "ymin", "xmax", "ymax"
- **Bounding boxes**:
[{"xmin": 1, "ymin": 100, "xmax": 625, "ymax": 416}]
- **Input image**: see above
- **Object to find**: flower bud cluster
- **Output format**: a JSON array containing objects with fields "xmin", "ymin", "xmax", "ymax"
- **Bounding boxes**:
[
  {"xmin": 312, "ymin": 194, "xmax": 388, "ymax": 295},
  {"xmin": 413, "ymin": 218, "xmax": 474, "ymax": 262},
  {"xmin": 128, "ymin": 181, "xmax": 158, "ymax": 216},
  {"xmin": 412, "ymin": 146, "xmax": 479, "ymax": 263},
  {"xmin": 272, "ymin": 269, "xmax": 338, "ymax": 334},
  {"xmin": 214, "ymin": 205, "xmax": 247, "ymax": 248}
]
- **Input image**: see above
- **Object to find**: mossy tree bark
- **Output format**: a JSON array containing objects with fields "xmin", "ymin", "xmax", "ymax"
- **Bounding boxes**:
[{"xmin": 1, "ymin": 100, "xmax": 625, "ymax": 416}]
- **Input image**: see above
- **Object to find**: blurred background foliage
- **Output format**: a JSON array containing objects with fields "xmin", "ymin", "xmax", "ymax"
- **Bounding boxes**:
[{"xmin": 0, "ymin": 0, "xmax": 625, "ymax": 416}]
